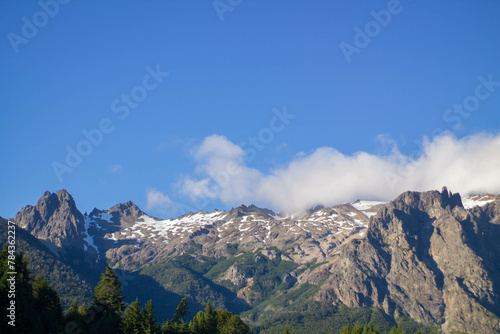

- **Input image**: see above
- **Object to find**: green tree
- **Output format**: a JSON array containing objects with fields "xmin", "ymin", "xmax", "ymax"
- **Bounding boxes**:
[
  {"xmin": 161, "ymin": 297, "xmax": 190, "ymax": 333},
  {"xmin": 216, "ymin": 310, "xmax": 252, "ymax": 334},
  {"xmin": 362, "ymin": 322, "xmax": 380, "ymax": 334},
  {"xmin": 66, "ymin": 298, "xmax": 88, "ymax": 333},
  {"xmin": 204, "ymin": 301, "xmax": 218, "ymax": 334},
  {"xmin": 340, "ymin": 325, "xmax": 352, "ymax": 334},
  {"xmin": 142, "ymin": 299, "xmax": 159, "ymax": 334},
  {"xmin": 11, "ymin": 251, "xmax": 42, "ymax": 333},
  {"xmin": 162, "ymin": 319, "xmax": 190, "ymax": 334},
  {"xmin": 122, "ymin": 298, "xmax": 143, "ymax": 334},
  {"xmin": 33, "ymin": 275, "xmax": 63, "ymax": 332},
  {"xmin": 66, "ymin": 298, "xmax": 80, "ymax": 319},
  {"xmin": 189, "ymin": 301, "xmax": 218, "ymax": 334},
  {"xmin": 388, "ymin": 326, "xmax": 405, "ymax": 334},
  {"xmin": 93, "ymin": 266, "xmax": 126, "ymax": 311},
  {"xmin": 173, "ymin": 297, "xmax": 189, "ymax": 324},
  {"xmin": 88, "ymin": 266, "xmax": 126, "ymax": 334},
  {"xmin": 352, "ymin": 322, "xmax": 363, "ymax": 334},
  {"xmin": 340, "ymin": 324, "xmax": 353, "ymax": 334}
]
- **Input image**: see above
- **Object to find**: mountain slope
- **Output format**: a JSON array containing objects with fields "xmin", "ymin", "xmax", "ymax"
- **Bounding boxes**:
[
  {"xmin": 8, "ymin": 189, "xmax": 500, "ymax": 333},
  {"xmin": 0, "ymin": 216, "xmax": 93, "ymax": 308},
  {"xmin": 310, "ymin": 188, "xmax": 500, "ymax": 333}
]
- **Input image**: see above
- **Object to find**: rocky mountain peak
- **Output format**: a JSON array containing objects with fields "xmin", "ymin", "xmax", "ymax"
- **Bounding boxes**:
[
  {"xmin": 13, "ymin": 190, "xmax": 92, "ymax": 263},
  {"xmin": 107, "ymin": 201, "xmax": 144, "ymax": 219},
  {"xmin": 385, "ymin": 187, "xmax": 462, "ymax": 218},
  {"xmin": 227, "ymin": 204, "xmax": 276, "ymax": 220},
  {"xmin": 32, "ymin": 189, "xmax": 77, "ymax": 222}
]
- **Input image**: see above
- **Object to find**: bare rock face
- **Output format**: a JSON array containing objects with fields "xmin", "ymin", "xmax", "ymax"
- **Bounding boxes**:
[
  {"xmin": 317, "ymin": 188, "xmax": 500, "ymax": 333},
  {"xmin": 13, "ymin": 189, "xmax": 95, "ymax": 264}
]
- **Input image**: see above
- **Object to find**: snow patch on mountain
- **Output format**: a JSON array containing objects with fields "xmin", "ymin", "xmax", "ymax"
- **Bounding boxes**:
[
  {"xmin": 127, "ymin": 211, "xmax": 227, "ymax": 242},
  {"xmin": 352, "ymin": 200, "xmax": 386, "ymax": 217},
  {"xmin": 83, "ymin": 215, "xmax": 100, "ymax": 258},
  {"xmin": 462, "ymin": 194, "xmax": 496, "ymax": 209}
]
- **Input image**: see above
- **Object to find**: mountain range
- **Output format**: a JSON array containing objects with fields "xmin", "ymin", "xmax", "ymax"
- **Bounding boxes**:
[{"xmin": 3, "ymin": 188, "xmax": 500, "ymax": 333}]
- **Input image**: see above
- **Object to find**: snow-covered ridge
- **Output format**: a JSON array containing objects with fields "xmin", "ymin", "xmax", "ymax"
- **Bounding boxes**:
[
  {"xmin": 111, "ymin": 201, "xmax": 383, "ymax": 246},
  {"xmin": 462, "ymin": 194, "xmax": 497, "ymax": 209},
  {"xmin": 124, "ymin": 211, "xmax": 227, "ymax": 242},
  {"xmin": 352, "ymin": 200, "xmax": 387, "ymax": 217}
]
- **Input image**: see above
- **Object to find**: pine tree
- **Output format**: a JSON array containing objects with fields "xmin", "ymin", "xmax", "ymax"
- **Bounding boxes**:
[
  {"xmin": 122, "ymin": 298, "xmax": 143, "ymax": 334},
  {"xmin": 15, "ymin": 252, "xmax": 43, "ymax": 333},
  {"xmin": 33, "ymin": 275, "xmax": 63, "ymax": 332},
  {"xmin": 216, "ymin": 310, "xmax": 252, "ymax": 334},
  {"xmin": 362, "ymin": 321, "xmax": 380, "ymax": 334},
  {"xmin": 66, "ymin": 298, "xmax": 88, "ymax": 333},
  {"xmin": 189, "ymin": 310, "xmax": 207, "ymax": 333},
  {"xmin": 352, "ymin": 322, "xmax": 363, "ymax": 334},
  {"xmin": 93, "ymin": 266, "xmax": 125, "ymax": 311},
  {"xmin": 189, "ymin": 302, "xmax": 217, "ymax": 334},
  {"xmin": 161, "ymin": 319, "xmax": 175, "ymax": 334},
  {"xmin": 388, "ymin": 326, "xmax": 405, "ymax": 334},
  {"xmin": 173, "ymin": 297, "xmax": 189, "ymax": 324},
  {"xmin": 204, "ymin": 300, "xmax": 218, "ymax": 334},
  {"xmin": 67, "ymin": 298, "xmax": 80, "ymax": 319},
  {"xmin": 89, "ymin": 266, "xmax": 126, "ymax": 334},
  {"xmin": 163, "ymin": 318, "xmax": 190, "ymax": 334},
  {"xmin": 340, "ymin": 324, "xmax": 353, "ymax": 334},
  {"xmin": 142, "ymin": 299, "xmax": 158, "ymax": 334}
]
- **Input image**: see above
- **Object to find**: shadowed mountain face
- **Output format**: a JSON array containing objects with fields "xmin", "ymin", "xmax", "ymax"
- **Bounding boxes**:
[{"xmin": 10, "ymin": 188, "xmax": 500, "ymax": 333}]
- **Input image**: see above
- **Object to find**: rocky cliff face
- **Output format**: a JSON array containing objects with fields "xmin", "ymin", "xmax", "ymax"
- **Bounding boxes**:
[
  {"xmin": 312, "ymin": 188, "xmax": 500, "ymax": 333},
  {"xmin": 13, "ymin": 189, "xmax": 94, "ymax": 264}
]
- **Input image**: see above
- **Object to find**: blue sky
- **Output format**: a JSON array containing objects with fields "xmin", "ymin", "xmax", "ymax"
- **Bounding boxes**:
[{"xmin": 1, "ymin": 0, "xmax": 500, "ymax": 218}]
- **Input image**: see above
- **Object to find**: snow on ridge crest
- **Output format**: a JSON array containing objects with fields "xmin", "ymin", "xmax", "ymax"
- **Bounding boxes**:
[
  {"xmin": 462, "ymin": 194, "xmax": 497, "ymax": 209},
  {"xmin": 110, "ymin": 201, "xmax": 388, "ymax": 246}
]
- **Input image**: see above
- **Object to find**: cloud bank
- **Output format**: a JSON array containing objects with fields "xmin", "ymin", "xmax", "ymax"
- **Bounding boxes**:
[
  {"xmin": 179, "ymin": 132, "xmax": 500, "ymax": 214},
  {"xmin": 146, "ymin": 188, "xmax": 174, "ymax": 213}
]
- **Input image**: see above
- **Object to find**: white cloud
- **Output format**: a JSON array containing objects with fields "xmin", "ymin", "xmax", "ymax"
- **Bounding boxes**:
[
  {"xmin": 146, "ymin": 189, "xmax": 174, "ymax": 212},
  {"xmin": 180, "ymin": 132, "xmax": 500, "ymax": 214},
  {"xmin": 180, "ymin": 135, "xmax": 263, "ymax": 206}
]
